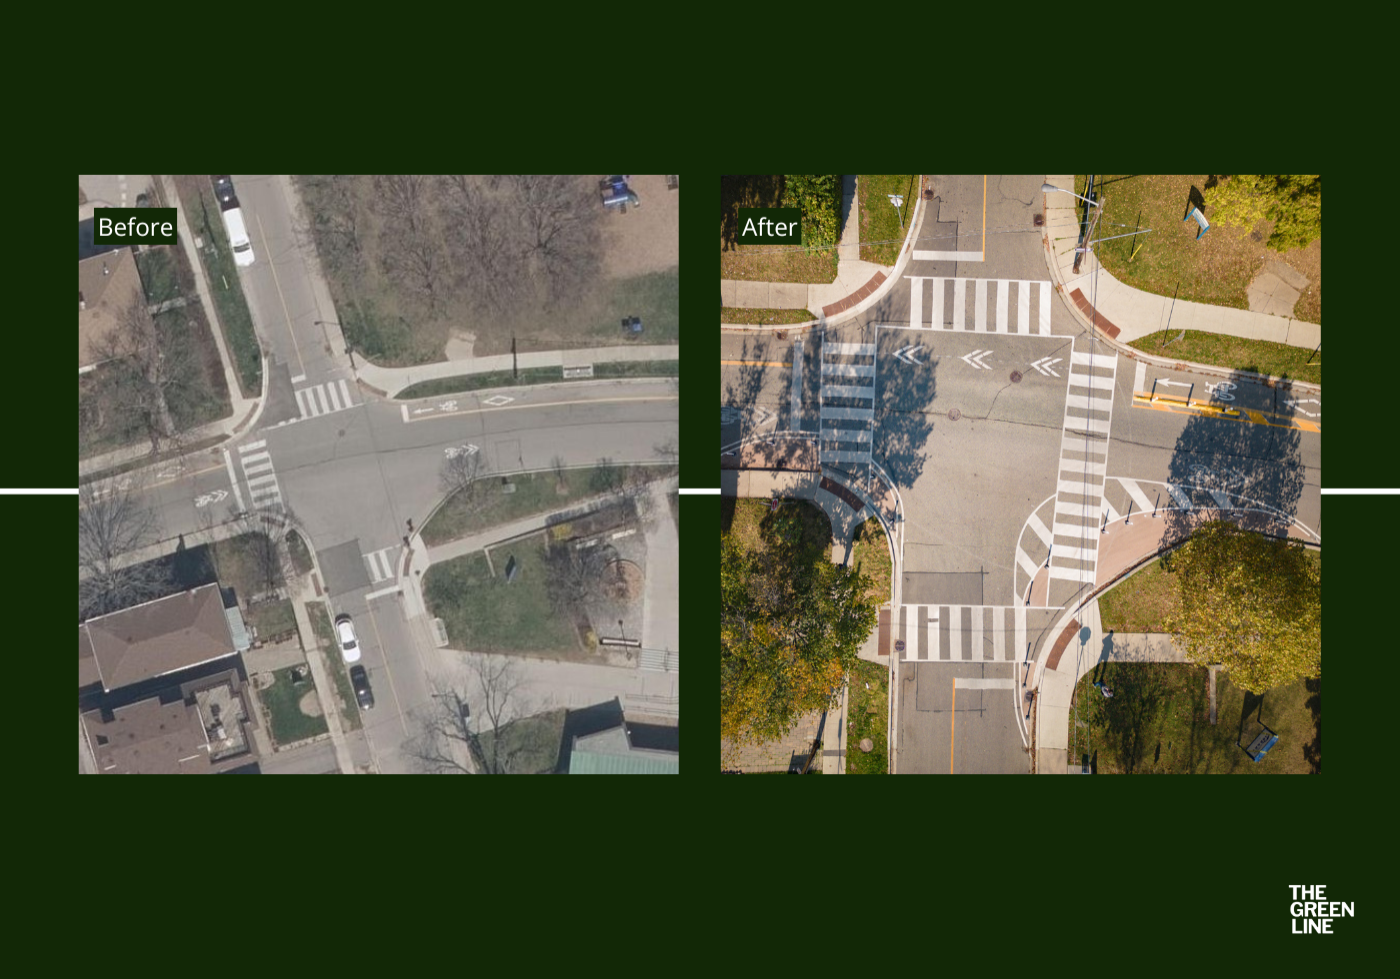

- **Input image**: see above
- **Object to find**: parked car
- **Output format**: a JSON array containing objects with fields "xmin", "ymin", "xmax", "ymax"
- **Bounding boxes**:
[
  {"xmin": 349, "ymin": 665, "xmax": 374, "ymax": 710},
  {"xmin": 334, "ymin": 613, "xmax": 362, "ymax": 664}
]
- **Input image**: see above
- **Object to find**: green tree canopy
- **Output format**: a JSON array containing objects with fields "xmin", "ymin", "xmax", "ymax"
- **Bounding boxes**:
[
  {"xmin": 1163, "ymin": 520, "xmax": 1320, "ymax": 693},
  {"xmin": 721, "ymin": 500, "xmax": 878, "ymax": 745},
  {"xmin": 1205, "ymin": 175, "xmax": 1321, "ymax": 252},
  {"xmin": 782, "ymin": 175, "xmax": 842, "ymax": 251}
]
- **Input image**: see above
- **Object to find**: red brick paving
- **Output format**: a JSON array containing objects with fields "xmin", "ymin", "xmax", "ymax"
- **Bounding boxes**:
[
  {"xmin": 1044, "ymin": 619, "xmax": 1081, "ymax": 671},
  {"xmin": 821, "ymin": 271, "xmax": 887, "ymax": 318},
  {"xmin": 1069, "ymin": 288, "xmax": 1121, "ymax": 339}
]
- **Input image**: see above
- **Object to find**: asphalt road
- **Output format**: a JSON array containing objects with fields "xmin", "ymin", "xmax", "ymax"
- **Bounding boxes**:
[{"xmin": 719, "ymin": 174, "xmax": 1321, "ymax": 774}]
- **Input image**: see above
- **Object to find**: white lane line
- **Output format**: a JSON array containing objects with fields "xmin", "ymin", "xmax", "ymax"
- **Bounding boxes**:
[
  {"xmin": 1015, "ymin": 605, "xmax": 1026, "ymax": 662},
  {"xmin": 994, "ymin": 609, "xmax": 1006, "ymax": 661},
  {"xmin": 790, "ymin": 339, "xmax": 804, "ymax": 428},
  {"xmin": 1118, "ymin": 478, "xmax": 1156, "ymax": 515},
  {"xmin": 910, "ymin": 277, "xmax": 923, "ymax": 328},
  {"xmin": 1016, "ymin": 546, "xmax": 1040, "ymax": 581},
  {"xmin": 927, "ymin": 606, "xmax": 940, "ymax": 662},
  {"xmin": 972, "ymin": 607, "xmax": 984, "ymax": 663},
  {"xmin": 975, "ymin": 278, "xmax": 987, "ymax": 332},
  {"xmin": 1039, "ymin": 281, "xmax": 1051, "ymax": 335},
  {"xmin": 1053, "ymin": 521, "xmax": 1098, "ymax": 541},
  {"xmin": 996, "ymin": 282, "xmax": 1008, "ymax": 333},
  {"xmin": 1167, "ymin": 484, "xmax": 1195, "ymax": 510},
  {"xmin": 1019, "ymin": 282, "xmax": 1030, "ymax": 335},
  {"xmin": 223, "ymin": 448, "xmax": 246, "ymax": 512},
  {"xmin": 1134, "ymin": 360, "xmax": 1146, "ymax": 394},
  {"xmin": 241, "ymin": 439, "xmax": 267, "ymax": 452},
  {"xmin": 913, "ymin": 250, "xmax": 984, "ymax": 262},
  {"xmin": 955, "ymin": 678, "xmax": 1016, "ymax": 689},
  {"xmin": 1027, "ymin": 512, "xmax": 1054, "ymax": 548},
  {"xmin": 826, "ymin": 343, "xmax": 874, "ymax": 355},
  {"xmin": 1049, "ymin": 564, "xmax": 1097, "ymax": 583},
  {"xmin": 339, "ymin": 379, "xmax": 354, "ymax": 408},
  {"xmin": 953, "ymin": 278, "xmax": 966, "ymax": 331},
  {"xmin": 364, "ymin": 585, "xmax": 401, "ymax": 601},
  {"xmin": 1209, "ymin": 489, "xmax": 1233, "ymax": 510},
  {"xmin": 950, "ymin": 605, "xmax": 962, "ymax": 662},
  {"xmin": 326, "ymin": 383, "xmax": 343, "ymax": 412},
  {"xmin": 930, "ymin": 277, "xmax": 944, "ymax": 329}
]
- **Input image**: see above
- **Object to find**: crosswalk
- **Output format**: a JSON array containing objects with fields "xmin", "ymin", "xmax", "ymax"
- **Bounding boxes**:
[
  {"xmin": 238, "ymin": 440, "xmax": 284, "ymax": 509},
  {"xmin": 819, "ymin": 341, "xmax": 876, "ymax": 473},
  {"xmin": 639, "ymin": 648, "xmax": 679, "ymax": 673},
  {"xmin": 1046, "ymin": 343, "xmax": 1119, "ymax": 594},
  {"xmin": 902, "ymin": 276, "xmax": 1054, "ymax": 334},
  {"xmin": 364, "ymin": 546, "xmax": 398, "ymax": 584},
  {"xmin": 896, "ymin": 604, "xmax": 1058, "ymax": 662},
  {"xmin": 295, "ymin": 379, "xmax": 356, "ymax": 420}
]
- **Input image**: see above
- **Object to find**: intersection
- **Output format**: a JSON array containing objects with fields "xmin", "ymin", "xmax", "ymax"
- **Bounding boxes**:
[{"xmin": 721, "ymin": 174, "xmax": 1321, "ymax": 774}]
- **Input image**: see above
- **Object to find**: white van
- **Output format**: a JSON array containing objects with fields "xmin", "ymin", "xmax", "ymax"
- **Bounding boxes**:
[{"xmin": 222, "ymin": 206, "xmax": 255, "ymax": 267}]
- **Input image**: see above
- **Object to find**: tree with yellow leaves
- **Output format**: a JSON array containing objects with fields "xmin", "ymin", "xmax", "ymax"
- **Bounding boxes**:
[{"xmin": 1164, "ymin": 520, "xmax": 1320, "ymax": 693}]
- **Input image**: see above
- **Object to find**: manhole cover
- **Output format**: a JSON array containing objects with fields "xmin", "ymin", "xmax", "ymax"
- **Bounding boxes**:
[
  {"xmin": 948, "ymin": 408, "xmax": 961, "ymax": 421},
  {"xmin": 1034, "ymin": 213, "xmax": 1044, "ymax": 227},
  {"xmin": 895, "ymin": 640, "xmax": 906, "ymax": 652},
  {"xmin": 1011, "ymin": 371, "xmax": 1023, "ymax": 383}
]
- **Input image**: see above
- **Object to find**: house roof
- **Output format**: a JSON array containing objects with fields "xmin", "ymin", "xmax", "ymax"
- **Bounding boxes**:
[
  {"xmin": 80, "ymin": 676, "xmax": 253, "ymax": 774},
  {"xmin": 569, "ymin": 722, "xmax": 679, "ymax": 774},
  {"xmin": 80, "ymin": 584, "xmax": 236, "ymax": 692},
  {"xmin": 78, "ymin": 247, "xmax": 142, "ymax": 370}
]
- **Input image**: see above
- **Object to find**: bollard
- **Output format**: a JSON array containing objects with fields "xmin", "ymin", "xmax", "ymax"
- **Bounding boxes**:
[{"xmin": 1124, "ymin": 500, "xmax": 1132, "ymax": 526}]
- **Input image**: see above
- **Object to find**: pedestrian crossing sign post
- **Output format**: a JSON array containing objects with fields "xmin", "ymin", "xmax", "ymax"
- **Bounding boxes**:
[{"xmin": 888, "ymin": 194, "xmax": 905, "ymax": 231}]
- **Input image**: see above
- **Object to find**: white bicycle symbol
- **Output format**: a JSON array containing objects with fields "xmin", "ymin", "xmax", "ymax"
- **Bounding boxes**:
[{"xmin": 1204, "ymin": 381, "xmax": 1237, "ymax": 402}]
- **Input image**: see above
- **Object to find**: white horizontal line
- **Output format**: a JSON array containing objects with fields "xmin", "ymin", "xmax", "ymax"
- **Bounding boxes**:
[
  {"xmin": 955, "ymin": 677, "xmax": 1015, "ymax": 689},
  {"xmin": 913, "ymin": 251, "xmax": 985, "ymax": 262}
]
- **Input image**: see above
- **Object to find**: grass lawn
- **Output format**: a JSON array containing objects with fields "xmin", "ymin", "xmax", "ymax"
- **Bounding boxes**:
[
  {"xmin": 727, "ymin": 498, "xmax": 832, "ymax": 568},
  {"xmin": 1067, "ymin": 663, "xmax": 1319, "ymax": 774},
  {"xmin": 850, "ymin": 517, "xmax": 891, "ymax": 606},
  {"xmin": 172, "ymin": 175, "xmax": 261, "ymax": 397},
  {"xmin": 845, "ymin": 660, "xmax": 889, "ymax": 774},
  {"xmin": 422, "ymin": 465, "xmax": 668, "ymax": 546},
  {"xmin": 720, "ymin": 307, "xmax": 815, "ymax": 325},
  {"xmin": 134, "ymin": 248, "xmax": 181, "ymax": 304},
  {"xmin": 423, "ymin": 537, "xmax": 581, "ymax": 654},
  {"xmin": 858, "ymin": 175, "xmax": 917, "ymax": 264},
  {"xmin": 1077, "ymin": 175, "xmax": 1321, "ymax": 326},
  {"xmin": 245, "ymin": 599, "xmax": 297, "ymax": 643},
  {"xmin": 210, "ymin": 533, "xmax": 281, "ymax": 602},
  {"xmin": 1098, "ymin": 558, "xmax": 1178, "ymax": 632},
  {"xmin": 259, "ymin": 666, "xmax": 328, "ymax": 745},
  {"xmin": 585, "ymin": 269, "xmax": 679, "ymax": 343},
  {"xmin": 398, "ymin": 360, "xmax": 677, "ymax": 399},
  {"xmin": 473, "ymin": 708, "xmax": 566, "ymax": 773},
  {"xmin": 720, "ymin": 175, "xmax": 839, "ymax": 284},
  {"xmin": 1127, "ymin": 329, "xmax": 1320, "ymax": 386},
  {"xmin": 307, "ymin": 601, "xmax": 362, "ymax": 731}
]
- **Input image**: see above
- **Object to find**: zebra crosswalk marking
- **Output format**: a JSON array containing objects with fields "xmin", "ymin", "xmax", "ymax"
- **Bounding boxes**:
[
  {"xmin": 295, "ymin": 379, "xmax": 356, "ymax": 420},
  {"xmin": 237, "ymin": 440, "xmax": 284, "ymax": 509},
  {"xmin": 899, "ymin": 605, "xmax": 1031, "ymax": 663}
]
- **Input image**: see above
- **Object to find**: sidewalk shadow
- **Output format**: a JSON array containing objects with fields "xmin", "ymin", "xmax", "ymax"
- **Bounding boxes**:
[{"xmin": 864, "ymin": 293, "xmax": 936, "ymax": 494}]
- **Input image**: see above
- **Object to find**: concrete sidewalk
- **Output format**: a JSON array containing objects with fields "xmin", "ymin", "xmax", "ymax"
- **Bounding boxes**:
[
  {"xmin": 1042, "ymin": 175, "xmax": 1322, "ymax": 353},
  {"xmin": 1029, "ymin": 502, "xmax": 1318, "ymax": 774},
  {"xmin": 356, "ymin": 344, "xmax": 679, "ymax": 398},
  {"xmin": 721, "ymin": 175, "xmax": 926, "ymax": 330}
]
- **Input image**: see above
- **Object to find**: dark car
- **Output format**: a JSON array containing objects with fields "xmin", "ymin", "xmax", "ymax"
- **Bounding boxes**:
[
  {"xmin": 349, "ymin": 665, "xmax": 374, "ymax": 710},
  {"xmin": 211, "ymin": 175, "xmax": 239, "ymax": 212}
]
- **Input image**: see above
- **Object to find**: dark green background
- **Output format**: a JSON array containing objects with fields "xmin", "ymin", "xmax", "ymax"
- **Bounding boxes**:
[{"xmin": 736, "ymin": 206, "xmax": 802, "ymax": 244}]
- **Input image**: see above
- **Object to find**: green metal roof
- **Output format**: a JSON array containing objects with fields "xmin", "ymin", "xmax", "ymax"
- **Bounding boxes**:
[{"xmin": 569, "ymin": 750, "xmax": 679, "ymax": 774}]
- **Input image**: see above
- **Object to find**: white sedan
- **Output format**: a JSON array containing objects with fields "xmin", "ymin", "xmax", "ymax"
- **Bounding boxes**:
[{"xmin": 334, "ymin": 613, "xmax": 362, "ymax": 664}]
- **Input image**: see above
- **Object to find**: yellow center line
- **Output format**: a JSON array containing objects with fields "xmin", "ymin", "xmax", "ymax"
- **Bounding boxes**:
[
  {"xmin": 255, "ymin": 208, "xmax": 306, "ymax": 380},
  {"xmin": 405, "ymin": 394, "xmax": 677, "ymax": 422},
  {"xmin": 720, "ymin": 359, "xmax": 787, "ymax": 367}
]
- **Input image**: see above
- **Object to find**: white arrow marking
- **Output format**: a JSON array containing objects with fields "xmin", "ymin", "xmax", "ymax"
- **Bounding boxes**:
[
  {"xmin": 1284, "ymin": 398, "xmax": 1321, "ymax": 417},
  {"xmin": 961, "ymin": 349, "xmax": 993, "ymax": 370},
  {"xmin": 753, "ymin": 406, "xmax": 777, "ymax": 427},
  {"xmin": 1156, "ymin": 379, "xmax": 1192, "ymax": 389},
  {"xmin": 412, "ymin": 407, "xmax": 435, "ymax": 415},
  {"xmin": 894, "ymin": 345, "xmax": 925, "ymax": 366},
  {"xmin": 195, "ymin": 489, "xmax": 229, "ymax": 509},
  {"xmin": 445, "ymin": 444, "xmax": 480, "ymax": 459},
  {"xmin": 1030, "ymin": 357, "xmax": 1062, "ymax": 377}
]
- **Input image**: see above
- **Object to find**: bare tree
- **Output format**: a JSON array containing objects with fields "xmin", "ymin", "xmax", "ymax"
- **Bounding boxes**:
[
  {"xmin": 505, "ymin": 174, "xmax": 602, "ymax": 310},
  {"xmin": 297, "ymin": 175, "xmax": 364, "ymax": 278},
  {"xmin": 438, "ymin": 175, "xmax": 527, "ymax": 322},
  {"xmin": 89, "ymin": 291, "xmax": 194, "ymax": 456},
  {"xmin": 78, "ymin": 473, "xmax": 171, "ymax": 621},
  {"xmin": 230, "ymin": 504, "xmax": 296, "ymax": 599},
  {"xmin": 403, "ymin": 656, "xmax": 535, "ymax": 774},
  {"xmin": 589, "ymin": 456, "xmax": 625, "ymax": 496},
  {"xmin": 543, "ymin": 539, "xmax": 619, "ymax": 615},
  {"xmin": 439, "ymin": 445, "xmax": 492, "ymax": 517}
]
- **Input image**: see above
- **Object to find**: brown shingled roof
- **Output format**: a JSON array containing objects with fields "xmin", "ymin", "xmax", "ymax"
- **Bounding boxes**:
[
  {"xmin": 81, "ymin": 584, "xmax": 235, "ymax": 692},
  {"xmin": 78, "ymin": 247, "xmax": 142, "ymax": 370}
]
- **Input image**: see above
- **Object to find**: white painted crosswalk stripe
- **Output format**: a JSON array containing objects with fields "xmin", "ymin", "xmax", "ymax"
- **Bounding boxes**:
[
  {"xmin": 898, "ymin": 605, "xmax": 1034, "ymax": 662},
  {"xmin": 364, "ymin": 547, "xmax": 398, "ymax": 584},
  {"xmin": 900, "ymin": 277, "xmax": 1056, "ymax": 333},
  {"xmin": 237, "ymin": 440, "xmax": 284, "ymax": 509},
  {"xmin": 295, "ymin": 378, "xmax": 357, "ymax": 419},
  {"xmin": 1045, "ymin": 340, "xmax": 1119, "ymax": 598},
  {"xmin": 820, "ymin": 340, "xmax": 876, "ymax": 474}
]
